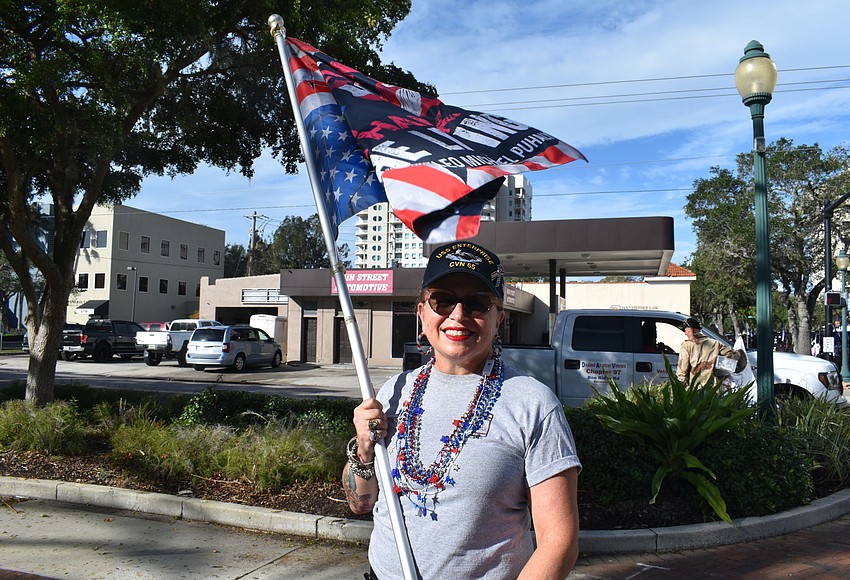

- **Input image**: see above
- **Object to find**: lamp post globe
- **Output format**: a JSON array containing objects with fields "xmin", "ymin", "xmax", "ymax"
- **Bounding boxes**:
[
  {"xmin": 735, "ymin": 40, "xmax": 776, "ymax": 411},
  {"xmin": 835, "ymin": 249, "xmax": 850, "ymax": 385}
]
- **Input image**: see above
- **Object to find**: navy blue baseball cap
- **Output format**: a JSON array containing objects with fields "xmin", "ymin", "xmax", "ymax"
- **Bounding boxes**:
[{"xmin": 422, "ymin": 242, "xmax": 504, "ymax": 299}]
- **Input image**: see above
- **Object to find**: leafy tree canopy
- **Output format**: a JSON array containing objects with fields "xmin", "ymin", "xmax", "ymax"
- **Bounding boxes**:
[
  {"xmin": 0, "ymin": 0, "xmax": 426, "ymax": 403},
  {"xmin": 599, "ymin": 275, "xmax": 642, "ymax": 283},
  {"xmin": 223, "ymin": 243, "xmax": 246, "ymax": 278},
  {"xmin": 685, "ymin": 138, "xmax": 850, "ymax": 352},
  {"xmin": 268, "ymin": 214, "xmax": 349, "ymax": 271}
]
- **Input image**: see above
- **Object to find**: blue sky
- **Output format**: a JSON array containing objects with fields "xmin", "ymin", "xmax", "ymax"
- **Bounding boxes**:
[{"xmin": 135, "ymin": 0, "xmax": 850, "ymax": 269}]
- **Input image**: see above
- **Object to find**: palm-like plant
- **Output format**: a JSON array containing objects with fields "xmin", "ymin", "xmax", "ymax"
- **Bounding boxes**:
[{"xmin": 586, "ymin": 359, "xmax": 754, "ymax": 523}]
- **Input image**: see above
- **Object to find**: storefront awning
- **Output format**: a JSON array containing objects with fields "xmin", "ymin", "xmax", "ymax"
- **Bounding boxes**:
[{"xmin": 74, "ymin": 300, "xmax": 109, "ymax": 317}]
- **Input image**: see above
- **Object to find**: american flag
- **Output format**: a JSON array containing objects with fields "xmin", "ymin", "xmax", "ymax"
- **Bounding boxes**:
[
  {"xmin": 286, "ymin": 42, "xmax": 388, "ymax": 240},
  {"xmin": 285, "ymin": 38, "xmax": 586, "ymax": 243}
]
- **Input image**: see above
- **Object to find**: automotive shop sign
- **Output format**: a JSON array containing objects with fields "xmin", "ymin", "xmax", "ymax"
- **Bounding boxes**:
[{"xmin": 331, "ymin": 270, "xmax": 394, "ymax": 294}]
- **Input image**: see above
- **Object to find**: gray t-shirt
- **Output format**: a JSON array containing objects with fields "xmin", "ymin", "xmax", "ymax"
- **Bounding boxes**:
[{"xmin": 369, "ymin": 362, "xmax": 581, "ymax": 579}]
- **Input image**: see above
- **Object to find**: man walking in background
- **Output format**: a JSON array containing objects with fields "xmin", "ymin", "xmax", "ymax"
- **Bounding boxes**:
[{"xmin": 676, "ymin": 316, "xmax": 741, "ymax": 386}]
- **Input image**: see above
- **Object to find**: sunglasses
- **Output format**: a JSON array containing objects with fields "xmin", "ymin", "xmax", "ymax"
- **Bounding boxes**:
[{"xmin": 426, "ymin": 291, "xmax": 496, "ymax": 317}]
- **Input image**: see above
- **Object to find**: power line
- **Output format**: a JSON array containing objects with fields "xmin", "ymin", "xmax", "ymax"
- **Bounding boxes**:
[
  {"xmin": 440, "ymin": 64, "xmax": 850, "ymax": 96},
  {"xmin": 475, "ymin": 84, "xmax": 850, "ymax": 113},
  {"xmin": 460, "ymin": 77, "xmax": 850, "ymax": 110}
]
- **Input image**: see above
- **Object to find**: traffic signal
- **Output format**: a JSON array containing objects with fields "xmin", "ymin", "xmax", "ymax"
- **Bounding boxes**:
[{"xmin": 826, "ymin": 291, "xmax": 843, "ymax": 306}]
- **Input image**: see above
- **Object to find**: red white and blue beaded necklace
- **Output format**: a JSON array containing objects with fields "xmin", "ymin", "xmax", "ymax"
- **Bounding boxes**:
[{"xmin": 391, "ymin": 353, "xmax": 503, "ymax": 519}]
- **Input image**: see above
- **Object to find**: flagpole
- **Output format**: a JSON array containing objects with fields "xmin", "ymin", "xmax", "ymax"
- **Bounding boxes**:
[{"xmin": 268, "ymin": 15, "xmax": 416, "ymax": 580}]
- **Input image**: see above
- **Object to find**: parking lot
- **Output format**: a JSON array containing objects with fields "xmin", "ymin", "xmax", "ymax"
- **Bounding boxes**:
[{"xmin": 0, "ymin": 353, "xmax": 402, "ymax": 401}]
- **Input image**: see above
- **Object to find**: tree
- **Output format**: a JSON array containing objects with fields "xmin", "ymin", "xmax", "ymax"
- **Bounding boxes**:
[
  {"xmin": 685, "ymin": 167, "xmax": 755, "ymax": 336},
  {"xmin": 0, "ymin": 1, "xmax": 428, "ymax": 404},
  {"xmin": 599, "ymin": 275, "xmax": 642, "ymax": 283},
  {"xmin": 223, "ymin": 243, "xmax": 246, "ymax": 278},
  {"xmin": 0, "ymin": 251, "xmax": 23, "ymax": 330},
  {"xmin": 686, "ymin": 139, "xmax": 850, "ymax": 354},
  {"xmin": 247, "ymin": 236, "xmax": 277, "ymax": 275},
  {"xmin": 268, "ymin": 214, "xmax": 349, "ymax": 270}
]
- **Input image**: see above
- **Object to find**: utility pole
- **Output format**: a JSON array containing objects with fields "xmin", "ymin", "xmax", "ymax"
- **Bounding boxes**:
[{"xmin": 244, "ymin": 211, "xmax": 269, "ymax": 276}]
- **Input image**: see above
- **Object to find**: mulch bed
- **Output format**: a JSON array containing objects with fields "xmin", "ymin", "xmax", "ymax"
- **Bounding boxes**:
[{"xmin": 0, "ymin": 449, "xmax": 712, "ymax": 530}]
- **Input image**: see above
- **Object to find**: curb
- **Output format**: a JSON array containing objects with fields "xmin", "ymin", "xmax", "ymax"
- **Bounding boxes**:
[
  {"xmin": 3, "ymin": 476, "xmax": 850, "ymax": 555},
  {"xmin": 579, "ymin": 488, "xmax": 850, "ymax": 554}
]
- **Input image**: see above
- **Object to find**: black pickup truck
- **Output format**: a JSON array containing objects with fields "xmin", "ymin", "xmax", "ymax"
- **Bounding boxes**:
[
  {"xmin": 74, "ymin": 319, "xmax": 146, "ymax": 362},
  {"xmin": 58, "ymin": 323, "xmax": 85, "ymax": 360}
]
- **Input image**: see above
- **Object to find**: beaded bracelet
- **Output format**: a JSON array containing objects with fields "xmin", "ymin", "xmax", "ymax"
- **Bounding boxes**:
[{"xmin": 347, "ymin": 436, "xmax": 375, "ymax": 480}]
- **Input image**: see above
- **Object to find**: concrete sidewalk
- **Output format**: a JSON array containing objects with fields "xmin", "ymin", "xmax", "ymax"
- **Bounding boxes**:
[
  {"xmin": 4, "ymin": 476, "xmax": 850, "ymax": 555},
  {"xmin": 0, "ymin": 498, "xmax": 369, "ymax": 579}
]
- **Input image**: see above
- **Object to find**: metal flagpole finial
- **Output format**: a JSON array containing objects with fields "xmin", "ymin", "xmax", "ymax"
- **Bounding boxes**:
[{"xmin": 268, "ymin": 14, "xmax": 285, "ymax": 38}]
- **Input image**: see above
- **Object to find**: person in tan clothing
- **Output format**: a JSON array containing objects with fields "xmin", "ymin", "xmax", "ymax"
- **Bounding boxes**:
[{"xmin": 676, "ymin": 316, "xmax": 739, "ymax": 386}]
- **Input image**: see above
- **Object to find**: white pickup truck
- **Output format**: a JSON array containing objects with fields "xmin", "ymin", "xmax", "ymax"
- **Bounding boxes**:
[
  {"xmin": 136, "ymin": 319, "xmax": 223, "ymax": 366},
  {"xmin": 405, "ymin": 309, "xmax": 845, "ymax": 408},
  {"xmin": 498, "ymin": 309, "xmax": 846, "ymax": 408}
]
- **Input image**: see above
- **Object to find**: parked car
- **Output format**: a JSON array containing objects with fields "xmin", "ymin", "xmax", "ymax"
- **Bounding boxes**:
[
  {"xmin": 186, "ymin": 325, "xmax": 283, "ymax": 372},
  {"xmin": 136, "ymin": 319, "xmax": 222, "ymax": 366},
  {"xmin": 140, "ymin": 322, "xmax": 170, "ymax": 332},
  {"xmin": 79, "ymin": 319, "xmax": 146, "ymax": 362}
]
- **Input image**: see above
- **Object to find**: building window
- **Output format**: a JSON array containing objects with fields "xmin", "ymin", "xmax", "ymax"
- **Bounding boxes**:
[
  {"xmin": 80, "ymin": 231, "xmax": 91, "ymax": 248},
  {"xmin": 196, "ymin": 283, "xmax": 201, "ymax": 297},
  {"xmin": 140, "ymin": 236, "xmax": 150, "ymax": 254},
  {"xmin": 139, "ymin": 276, "xmax": 149, "ymax": 293},
  {"xmin": 178, "ymin": 281, "xmax": 187, "ymax": 296},
  {"xmin": 180, "ymin": 243, "xmax": 188, "ymax": 260},
  {"xmin": 118, "ymin": 231, "xmax": 129, "ymax": 251},
  {"xmin": 213, "ymin": 250, "xmax": 220, "ymax": 266},
  {"xmin": 159, "ymin": 279, "xmax": 168, "ymax": 294},
  {"xmin": 94, "ymin": 273, "xmax": 105, "ymax": 289},
  {"xmin": 161, "ymin": 240, "xmax": 170, "ymax": 257},
  {"xmin": 77, "ymin": 273, "xmax": 89, "ymax": 289},
  {"xmin": 94, "ymin": 230, "xmax": 107, "ymax": 248},
  {"xmin": 198, "ymin": 247, "xmax": 205, "ymax": 262},
  {"xmin": 116, "ymin": 273, "xmax": 127, "ymax": 290}
]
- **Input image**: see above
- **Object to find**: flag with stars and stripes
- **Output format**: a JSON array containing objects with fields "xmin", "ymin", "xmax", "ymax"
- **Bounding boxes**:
[{"xmin": 285, "ymin": 37, "xmax": 586, "ymax": 243}]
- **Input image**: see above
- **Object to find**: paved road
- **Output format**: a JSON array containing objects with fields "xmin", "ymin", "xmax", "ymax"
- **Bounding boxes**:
[{"xmin": 0, "ymin": 353, "xmax": 402, "ymax": 400}]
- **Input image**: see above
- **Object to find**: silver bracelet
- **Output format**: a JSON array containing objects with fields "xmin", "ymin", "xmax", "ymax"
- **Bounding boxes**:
[{"xmin": 347, "ymin": 436, "xmax": 375, "ymax": 480}]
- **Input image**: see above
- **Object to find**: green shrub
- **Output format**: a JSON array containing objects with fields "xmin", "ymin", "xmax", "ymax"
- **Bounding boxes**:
[
  {"xmin": 699, "ymin": 419, "xmax": 813, "ymax": 517},
  {"xmin": 178, "ymin": 389, "xmax": 271, "ymax": 427},
  {"xmin": 219, "ymin": 422, "xmax": 347, "ymax": 489},
  {"xmin": 772, "ymin": 396, "xmax": 850, "ymax": 492},
  {"xmin": 0, "ymin": 382, "xmax": 188, "ymax": 421},
  {"xmin": 179, "ymin": 388, "xmax": 357, "ymax": 436},
  {"xmin": 585, "ymin": 363, "xmax": 754, "ymax": 524},
  {"xmin": 111, "ymin": 419, "xmax": 189, "ymax": 479},
  {"xmin": 0, "ymin": 400, "xmax": 86, "ymax": 454},
  {"xmin": 111, "ymin": 418, "xmax": 347, "ymax": 488},
  {"xmin": 564, "ymin": 407, "xmax": 656, "ymax": 504}
]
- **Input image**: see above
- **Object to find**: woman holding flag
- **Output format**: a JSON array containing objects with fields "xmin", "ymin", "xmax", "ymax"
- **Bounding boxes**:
[{"xmin": 343, "ymin": 241, "xmax": 581, "ymax": 579}]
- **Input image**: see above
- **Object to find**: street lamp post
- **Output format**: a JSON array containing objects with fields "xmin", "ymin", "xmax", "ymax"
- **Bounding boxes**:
[
  {"xmin": 126, "ymin": 266, "xmax": 138, "ymax": 321},
  {"xmin": 835, "ymin": 249, "xmax": 850, "ymax": 385},
  {"xmin": 735, "ymin": 40, "xmax": 778, "ymax": 411}
]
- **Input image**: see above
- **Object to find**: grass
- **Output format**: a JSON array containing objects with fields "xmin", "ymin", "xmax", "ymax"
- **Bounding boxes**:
[{"xmin": 1, "ymin": 381, "xmax": 849, "ymax": 519}]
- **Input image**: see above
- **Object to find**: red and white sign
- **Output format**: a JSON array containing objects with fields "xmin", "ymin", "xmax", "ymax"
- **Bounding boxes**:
[{"xmin": 331, "ymin": 270, "xmax": 394, "ymax": 295}]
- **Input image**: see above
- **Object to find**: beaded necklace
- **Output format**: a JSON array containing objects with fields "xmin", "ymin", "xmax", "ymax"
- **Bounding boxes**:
[{"xmin": 391, "ymin": 354, "xmax": 503, "ymax": 519}]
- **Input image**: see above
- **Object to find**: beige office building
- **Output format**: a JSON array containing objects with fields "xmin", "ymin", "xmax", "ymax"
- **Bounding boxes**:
[{"xmin": 67, "ymin": 204, "xmax": 225, "ymax": 324}]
